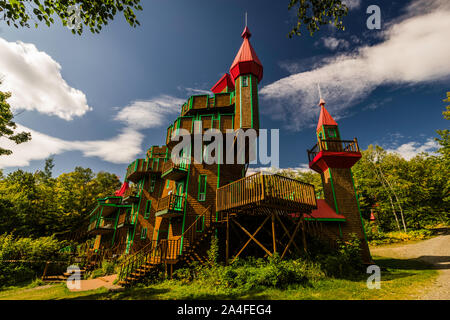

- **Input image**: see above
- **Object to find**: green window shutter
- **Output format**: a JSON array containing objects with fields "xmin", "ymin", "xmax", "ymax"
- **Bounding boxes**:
[
  {"xmin": 140, "ymin": 227, "xmax": 147, "ymax": 239},
  {"xmin": 149, "ymin": 174, "xmax": 156, "ymax": 193},
  {"xmin": 166, "ymin": 180, "xmax": 170, "ymax": 189},
  {"xmin": 196, "ymin": 216, "xmax": 205, "ymax": 232},
  {"xmin": 198, "ymin": 175, "xmax": 207, "ymax": 201},
  {"xmin": 144, "ymin": 200, "xmax": 152, "ymax": 219}
]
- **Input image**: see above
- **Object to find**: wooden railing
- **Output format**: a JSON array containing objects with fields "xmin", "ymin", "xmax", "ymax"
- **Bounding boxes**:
[
  {"xmin": 161, "ymin": 157, "xmax": 189, "ymax": 176},
  {"xmin": 307, "ymin": 138, "xmax": 360, "ymax": 162},
  {"xmin": 118, "ymin": 206, "xmax": 213, "ymax": 283},
  {"xmin": 216, "ymin": 172, "xmax": 317, "ymax": 213},
  {"xmin": 156, "ymin": 194, "xmax": 185, "ymax": 213},
  {"xmin": 180, "ymin": 206, "xmax": 212, "ymax": 253}
]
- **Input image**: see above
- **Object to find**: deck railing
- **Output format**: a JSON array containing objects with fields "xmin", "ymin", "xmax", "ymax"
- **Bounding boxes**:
[
  {"xmin": 216, "ymin": 172, "xmax": 317, "ymax": 213},
  {"xmin": 307, "ymin": 138, "xmax": 360, "ymax": 162},
  {"xmin": 156, "ymin": 194, "xmax": 185, "ymax": 213},
  {"xmin": 161, "ymin": 157, "xmax": 190, "ymax": 176}
]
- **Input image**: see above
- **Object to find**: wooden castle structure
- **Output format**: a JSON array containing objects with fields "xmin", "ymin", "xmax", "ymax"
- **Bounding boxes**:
[{"xmin": 83, "ymin": 26, "xmax": 371, "ymax": 286}]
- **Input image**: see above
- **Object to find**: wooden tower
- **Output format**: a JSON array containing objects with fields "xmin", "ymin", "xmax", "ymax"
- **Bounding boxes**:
[{"xmin": 308, "ymin": 99, "xmax": 372, "ymax": 263}]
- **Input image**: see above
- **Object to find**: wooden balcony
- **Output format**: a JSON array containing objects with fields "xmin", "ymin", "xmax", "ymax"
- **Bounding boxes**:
[
  {"xmin": 117, "ymin": 213, "xmax": 134, "ymax": 229},
  {"xmin": 126, "ymin": 158, "xmax": 166, "ymax": 183},
  {"xmin": 125, "ymin": 159, "xmax": 147, "ymax": 183},
  {"xmin": 180, "ymin": 93, "xmax": 234, "ymax": 117},
  {"xmin": 155, "ymin": 194, "xmax": 185, "ymax": 218},
  {"xmin": 87, "ymin": 217, "xmax": 115, "ymax": 235},
  {"xmin": 216, "ymin": 172, "xmax": 317, "ymax": 216},
  {"xmin": 161, "ymin": 158, "xmax": 189, "ymax": 180},
  {"xmin": 307, "ymin": 138, "xmax": 361, "ymax": 172}
]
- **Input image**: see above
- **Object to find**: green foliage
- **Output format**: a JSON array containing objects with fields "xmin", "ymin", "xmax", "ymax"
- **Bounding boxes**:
[
  {"xmin": 0, "ymin": 159, "xmax": 121, "ymax": 238},
  {"xmin": 0, "ymin": 0, "xmax": 143, "ymax": 35},
  {"xmin": 206, "ymin": 236, "xmax": 219, "ymax": 267},
  {"xmin": 0, "ymin": 233, "xmax": 67, "ymax": 287},
  {"xmin": 0, "ymin": 86, "xmax": 31, "ymax": 156},
  {"xmin": 288, "ymin": 0, "xmax": 349, "ymax": 37}
]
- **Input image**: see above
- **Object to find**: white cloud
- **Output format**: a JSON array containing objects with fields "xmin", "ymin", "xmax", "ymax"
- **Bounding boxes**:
[
  {"xmin": 260, "ymin": 0, "xmax": 450, "ymax": 131},
  {"xmin": 0, "ymin": 92, "xmax": 186, "ymax": 169},
  {"xmin": 342, "ymin": 0, "xmax": 361, "ymax": 10},
  {"xmin": 114, "ymin": 95, "xmax": 185, "ymax": 130},
  {"xmin": 0, "ymin": 38, "xmax": 91, "ymax": 120},
  {"xmin": 386, "ymin": 138, "xmax": 439, "ymax": 160},
  {"xmin": 320, "ymin": 37, "xmax": 350, "ymax": 51},
  {"xmin": 0, "ymin": 125, "xmax": 144, "ymax": 168}
]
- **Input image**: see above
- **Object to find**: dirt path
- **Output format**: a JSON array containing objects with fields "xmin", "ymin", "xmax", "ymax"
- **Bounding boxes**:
[
  {"xmin": 68, "ymin": 274, "xmax": 122, "ymax": 292},
  {"xmin": 370, "ymin": 228, "xmax": 450, "ymax": 300}
]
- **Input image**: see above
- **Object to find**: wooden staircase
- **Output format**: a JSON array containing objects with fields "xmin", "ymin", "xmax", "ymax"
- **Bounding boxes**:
[{"xmin": 118, "ymin": 206, "xmax": 216, "ymax": 287}]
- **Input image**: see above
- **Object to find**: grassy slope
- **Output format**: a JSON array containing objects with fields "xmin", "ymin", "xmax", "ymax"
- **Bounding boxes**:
[{"xmin": 0, "ymin": 256, "xmax": 437, "ymax": 300}]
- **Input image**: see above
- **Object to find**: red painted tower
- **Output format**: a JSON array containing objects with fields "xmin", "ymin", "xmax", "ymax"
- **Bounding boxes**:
[{"xmin": 308, "ymin": 99, "xmax": 372, "ymax": 263}]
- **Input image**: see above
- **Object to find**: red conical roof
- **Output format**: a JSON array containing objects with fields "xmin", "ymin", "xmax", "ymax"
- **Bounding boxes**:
[
  {"xmin": 230, "ymin": 26, "xmax": 263, "ymax": 83},
  {"xmin": 317, "ymin": 101, "xmax": 338, "ymax": 132}
]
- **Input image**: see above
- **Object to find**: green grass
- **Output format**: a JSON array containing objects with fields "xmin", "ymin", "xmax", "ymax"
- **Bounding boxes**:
[{"xmin": 0, "ymin": 256, "xmax": 437, "ymax": 300}]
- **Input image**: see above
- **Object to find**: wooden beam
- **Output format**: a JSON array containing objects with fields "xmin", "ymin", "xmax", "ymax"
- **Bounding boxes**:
[
  {"xmin": 274, "ymin": 214, "xmax": 302, "ymax": 254},
  {"xmin": 226, "ymin": 212, "xmax": 229, "ymax": 266},
  {"xmin": 271, "ymin": 213, "xmax": 276, "ymax": 254},
  {"xmin": 231, "ymin": 215, "xmax": 271, "ymax": 263},
  {"xmin": 301, "ymin": 216, "xmax": 307, "ymax": 253},
  {"xmin": 281, "ymin": 217, "xmax": 303, "ymax": 259}
]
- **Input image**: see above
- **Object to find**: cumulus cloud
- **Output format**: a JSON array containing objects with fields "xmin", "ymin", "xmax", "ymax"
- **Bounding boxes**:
[
  {"xmin": 342, "ymin": 0, "xmax": 361, "ymax": 10},
  {"xmin": 114, "ymin": 95, "xmax": 185, "ymax": 130},
  {"xmin": 260, "ymin": 0, "xmax": 450, "ymax": 131},
  {"xmin": 0, "ymin": 125, "xmax": 144, "ymax": 168},
  {"xmin": 320, "ymin": 37, "xmax": 350, "ymax": 51},
  {"xmin": 0, "ymin": 38, "xmax": 91, "ymax": 120},
  {"xmin": 386, "ymin": 138, "xmax": 439, "ymax": 160},
  {"xmin": 0, "ymin": 91, "xmax": 186, "ymax": 169}
]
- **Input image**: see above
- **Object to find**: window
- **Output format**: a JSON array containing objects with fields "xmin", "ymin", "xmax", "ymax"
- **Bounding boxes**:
[
  {"xmin": 196, "ymin": 216, "xmax": 205, "ymax": 232},
  {"xmin": 242, "ymin": 76, "xmax": 248, "ymax": 87},
  {"xmin": 198, "ymin": 175, "xmax": 207, "ymax": 201},
  {"xmin": 144, "ymin": 200, "xmax": 152, "ymax": 219},
  {"xmin": 149, "ymin": 175, "xmax": 156, "ymax": 193},
  {"xmin": 327, "ymin": 128, "xmax": 337, "ymax": 138},
  {"xmin": 140, "ymin": 228, "xmax": 147, "ymax": 239}
]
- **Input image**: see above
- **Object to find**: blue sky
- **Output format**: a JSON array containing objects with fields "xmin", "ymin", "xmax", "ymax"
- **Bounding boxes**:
[{"xmin": 0, "ymin": 0, "xmax": 448, "ymax": 179}]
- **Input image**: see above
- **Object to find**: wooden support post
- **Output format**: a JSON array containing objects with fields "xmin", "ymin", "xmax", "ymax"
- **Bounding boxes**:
[
  {"xmin": 226, "ymin": 213, "xmax": 229, "ymax": 266},
  {"xmin": 281, "ymin": 217, "xmax": 303, "ymax": 260},
  {"xmin": 231, "ymin": 215, "xmax": 271, "ymax": 263},
  {"xmin": 271, "ymin": 214, "xmax": 277, "ymax": 254},
  {"xmin": 41, "ymin": 261, "xmax": 49, "ymax": 280},
  {"xmin": 301, "ymin": 216, "xmax": 308, "ymax": 253},
  {"xmin": 275, "ymin": 214, "xmax": 302, "ymax": 254}
]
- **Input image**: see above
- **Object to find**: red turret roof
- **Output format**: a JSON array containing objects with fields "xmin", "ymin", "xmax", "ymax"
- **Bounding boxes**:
[
  {"xmin": 317, "ymin": 102, "xmax": 338, "ymax": 132},
  {"xmin": 230, "ymin": 26, "xmax": 263, "ymax": 83},
  {"xmin": 211, "ymin": 73, "xmax": 235, "ymax": 94}
]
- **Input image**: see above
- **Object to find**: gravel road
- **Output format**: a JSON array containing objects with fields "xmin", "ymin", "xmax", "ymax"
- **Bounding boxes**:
[{"xmin": 370, "ymin": 228, "xmax": 450, "ymax": 300}]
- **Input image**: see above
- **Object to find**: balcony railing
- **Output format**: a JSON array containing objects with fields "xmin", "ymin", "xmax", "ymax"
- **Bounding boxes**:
[
  {"xmin": 156, "ymin": 194, "xmax": 185, "ymax": 216},
  {"xmin": 88, "ymin": 217, "xmax": 115, "ymax": 234},
  {"xmin": 161, "ymin": 157, "xmax": 189, "ymax": 180},
  {"xmin": 307, "ymin": 138, "xmax": 360, "ymax": 162},
  {"xmin": 216, "ymin": 172, "xmax": 317, "ymax": 215}
]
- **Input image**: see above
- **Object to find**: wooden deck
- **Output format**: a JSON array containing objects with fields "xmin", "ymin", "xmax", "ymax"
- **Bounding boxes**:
[
  {"xmin": 307, "ymin": 138, "xmax": 360, "ymax": 162},
  {"xmin": 216, "ymin": 172, "xmax": 317, "ymax": 216}
]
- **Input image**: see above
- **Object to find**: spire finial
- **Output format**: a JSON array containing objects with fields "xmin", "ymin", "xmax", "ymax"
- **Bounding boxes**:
[
  {"xmin": 245, "ymin": 12, "xmax": 248, "ymax": 27},
  {"xmin": 318, "ymin": 83, "xmax": 325, "ymax": 106}
]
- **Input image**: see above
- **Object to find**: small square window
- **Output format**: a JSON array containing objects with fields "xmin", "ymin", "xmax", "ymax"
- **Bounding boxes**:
[
  {"xmin": 242, "ymin": 76, "xmax": 248, "ymax": 87},
  {"xmin": 328, "ymin": 128, "xmax": 337, "ymax": 138},
  {"xmin": 140, "ymin": 228, "xmax": 147, "ymax": 239}
]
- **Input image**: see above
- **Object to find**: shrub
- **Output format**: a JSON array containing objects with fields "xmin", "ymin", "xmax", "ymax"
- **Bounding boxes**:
[{"xmin": 0, "ymin": 233, "xmax": 67, "ymax": 287}]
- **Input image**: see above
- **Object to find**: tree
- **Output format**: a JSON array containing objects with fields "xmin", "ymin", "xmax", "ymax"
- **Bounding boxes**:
[
  {"xmin": 288, "ymin": 0, "xmax": 349, "ymax": 37},
  {"xmin": 0, "ymin": 0, "xmax": 142, "ymax": 35},
  {"xmin": 0, "ymin": 86, "xmax": 31, "ymax": 156},
  {"xmin": 436, "ymin": 92, "xmax": 450, "ymax": 159}
]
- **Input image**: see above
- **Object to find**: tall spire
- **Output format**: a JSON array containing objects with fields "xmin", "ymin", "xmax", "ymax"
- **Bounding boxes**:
[
  {"xmin": 316, "ymin": 87, "xmax": 337, "ymax": 131},
  {"xmin": 230, "ymin": 24, "xmax": 263, "ymax": 83}
]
